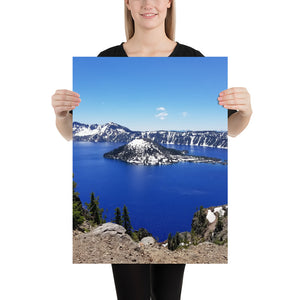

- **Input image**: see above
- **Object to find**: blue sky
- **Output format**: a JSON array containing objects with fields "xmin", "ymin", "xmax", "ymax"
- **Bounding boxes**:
[{"xmin": 73, "ymin": 57, "xmax": 227, "ymax": 131}]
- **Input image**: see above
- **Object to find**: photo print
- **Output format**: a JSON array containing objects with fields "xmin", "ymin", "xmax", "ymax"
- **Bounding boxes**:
[{"xmin": 72, "ymin": 57, "xmax": 228, "ymax": 264}]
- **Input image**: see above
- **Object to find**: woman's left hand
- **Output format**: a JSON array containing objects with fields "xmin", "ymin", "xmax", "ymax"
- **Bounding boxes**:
[{"xmin": 218, "ymin": 87, "xmax": 252, "ymax": 117}]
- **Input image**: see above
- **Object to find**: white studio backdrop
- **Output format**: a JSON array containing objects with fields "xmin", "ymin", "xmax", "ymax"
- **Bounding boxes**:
[{"xmin": 0, "ymin": 1, "xmax": 299, "ymax": 299}]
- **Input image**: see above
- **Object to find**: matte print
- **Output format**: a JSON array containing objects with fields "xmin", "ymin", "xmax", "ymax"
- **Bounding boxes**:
[{"xmin": 72, "ymin": 57, "xmax": 228, "ymax": 264}]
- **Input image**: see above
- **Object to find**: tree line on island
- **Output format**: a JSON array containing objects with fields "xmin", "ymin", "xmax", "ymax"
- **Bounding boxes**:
[{"xmin": 73, "ymin": 177, "xmax": 227, "ymax": 250}]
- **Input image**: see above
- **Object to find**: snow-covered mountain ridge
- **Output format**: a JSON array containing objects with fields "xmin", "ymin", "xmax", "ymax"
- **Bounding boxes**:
[{"xmin": 73, "ymin": 122, "xmax": 227, "ymax": 148}]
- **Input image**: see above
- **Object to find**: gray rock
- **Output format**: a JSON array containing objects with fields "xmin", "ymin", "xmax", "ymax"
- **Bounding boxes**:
[
  {"xmin": 90, "ymin": 222, "xmax": 126, "ymax": 236},
  {"xmin": 140, "ymin": 236, "xmax": 156, "ymax": 246}
]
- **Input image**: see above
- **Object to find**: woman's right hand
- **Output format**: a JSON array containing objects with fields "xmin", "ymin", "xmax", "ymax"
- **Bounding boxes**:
[{"xmin": 51, "ymin": 89, "xmax": 81, "ymax": 119}]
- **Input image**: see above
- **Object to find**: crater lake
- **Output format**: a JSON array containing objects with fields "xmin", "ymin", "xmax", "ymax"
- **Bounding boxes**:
[{"xmin": 73, "ymin": 142, "xmax": 227, "ymax": 242}]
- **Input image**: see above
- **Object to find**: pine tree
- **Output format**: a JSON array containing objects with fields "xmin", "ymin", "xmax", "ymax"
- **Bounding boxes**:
[
  {"xmin": 190, "ymin": 227, "xmax": 197, "ymax": 245},
  {"xmin": 167, "ymin": 232, "xmax": 182, "ymax": 251},
  {"xmin": 73, "ymin": 176, "xmax": 85, "ymax": 230},
  {"xmin": 167, "ymin": 233, "xmax": 172, "ymax": 250},
  {"xmin": 191, "ymin": 205, "xmax": 209, "ymax": 238},
  {"xmin": 198, "ymin": 206, "xmax": 206, "ymax": 224},
  {"xmin": 121, "ymin": 205, "xmax": 133, "ymax": 236},
  {"xmin": 183, "ymin": 232, "xmax": 188, "ymax": 244},
  {"xmin": 175, "ymin": 231, "xmax": 181, "ymax": 247},
  {"xmin": 73, "ymin": 202, "xmax": 84, "ymax": 230},
  {"xmin": 196, "ymin": 206, "xmax": 208, "ymax": 236},
  {"xmin": 215, "ymin": 217, "xmax": 223, "ymax": 233},
  {"xmin": 224, "ymin": 206, "xmax": 228, "ymax": 217},
  {"xmin": 171, "ymin": 236, "xmax": 176, "ymax": 250},
  {"xmin": 113, "ymin": 207, "xmax": 122, "ymax": 225},
  {"xmin": 136, "ymin": 228, "xmax": 152, "ymax": 241},
  {"xmin": 86, "ymin": 192, "xmax": 104, "ymax": 225}
]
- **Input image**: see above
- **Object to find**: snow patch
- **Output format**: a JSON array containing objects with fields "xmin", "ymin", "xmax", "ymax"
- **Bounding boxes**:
[
  {"xmin": 214, "ymin": 206, "xmax": 225, "ymax": 217},
  {"xmin": 128, "ymin": 139, "xmax": 150, "ymax": 149},
  {"xmin": 206, "ymin": 209, "xmax": 216, "ymax": 223},
  {"xmin": 76, "ymin": 127, "xmax": 99, "ymax": 136}
]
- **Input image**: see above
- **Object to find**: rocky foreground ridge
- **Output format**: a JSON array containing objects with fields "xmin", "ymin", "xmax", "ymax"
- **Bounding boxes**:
[{"xmin": 73, "ymin": 206, "xmax": 228, "ymax": 264}]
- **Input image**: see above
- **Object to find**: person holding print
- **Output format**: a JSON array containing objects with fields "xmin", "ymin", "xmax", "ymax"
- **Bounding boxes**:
[{"xmin": 52, "ymin": 1, "xmax": 252, "ymax": 299}]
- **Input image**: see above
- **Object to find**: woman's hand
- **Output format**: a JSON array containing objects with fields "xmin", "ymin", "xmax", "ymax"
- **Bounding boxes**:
[
  {"xmin": 218, "ymin": 87, "xmax": 252, "ymax": 137},
  {"xmin": 51, "ymin": 89, "xmax": 81, "ymax": 119},
  {"xmin": 52, "ymin": 89, "xmax": 80, "ymax": 141},
  {"xmin": 218, "ymin": 87, "xmax": 252, "ymax": 117}
]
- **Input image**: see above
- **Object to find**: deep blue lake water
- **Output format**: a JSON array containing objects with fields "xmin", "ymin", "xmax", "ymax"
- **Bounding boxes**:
[{"xmin": 73, "ymin": 142, "xmax": 227, "ymax": 242}]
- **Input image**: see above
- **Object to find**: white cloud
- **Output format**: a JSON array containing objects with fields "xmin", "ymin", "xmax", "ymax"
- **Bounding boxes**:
[
  {"xmin": 155, "ymin": 107, "xmax": 168, "ymax": 120},
  {"xmin": 182, "ymin": 112, "xmax": 188, "ymax": 117},
  {"xmin": 155, "ymin": 112, "xmax": 168, "ymax": 120},
  {"xmin": 156, "ymin": 107, "xmax": 166, "ymax": 111}
]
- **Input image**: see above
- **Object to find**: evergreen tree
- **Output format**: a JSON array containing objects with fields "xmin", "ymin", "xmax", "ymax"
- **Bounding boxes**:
[
  {"xmin": 175, "ymin": 231, "xmax": 181, "ymax": 247},
  {"xmin": 73, "ymin": 202, "xmax": 84, "ymax": 230},
  {"xmin": 191, "ymin": 205, "xmax": 209, "ymax": 238},
  {"xmin": 121, "ymin": 205, "xmax": 133, "ymax": 236},
  {"xmin": 215, "ymin": 217, "xmax": 223, "ymax": 233},
  {"xmin": 167, "ymin": 233, "xmax": 180, "ymax": 251},
  {"xmin": 113, "ymin": 207, "xmax": 122, "ymax": 225},
  {"xmin": 224, "ymin": 206, "xmax": 228, "ymax": 217},
  {"xmin": 73, "ymin": 176, "xmax": 85, "ymax": 230},
  {"xmin": 190, "ymin": 227, "xmax": 197, "ymax": 245},
  {"xmin": 198, "ymin": 206, "xmax": 206, "ymax": 224},
  {"xmin": 136, "ymin": 228, "xmax": 152, "ymax": 241},
  {"xmin": 196, "ymin": 206, "xmax": 208, "ymax": 236},
  {"xmin": 171, "ymin": 236, "xmax": 176, "ymax": 250},
  {"xmin": 183, "ymin": 232, "xmax": 188, "ymax": 244},
  {"xmin": 167, "ymin": 233, "xmax": 172, "ymax": 250},
  {"xmin": 86, "ymin": 192, "xmax": 104, "ymax": 225}
]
